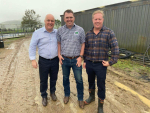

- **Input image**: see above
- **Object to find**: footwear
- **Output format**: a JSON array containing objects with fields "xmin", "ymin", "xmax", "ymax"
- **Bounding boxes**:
[
  {"xmin": 84, "ymin": 89, "xmax": 95, "ymax": 105},
  {"xmin": 64, "ymin": 96, "xmax": 69, "ymax": 104},
  {"xmin": 50, "ymin": 93, "xmax": 57, "ymax": 101},
  {"xmin": 42, "ymin": 97, "xmax": 47, "ymax": 106},
  {"xmin": 79, "ymin": 101, "xmax": 84, "ymax": 109},
  {"xmin": 98, "ymin": 98, "xmax": 104, "ymax": 113}
]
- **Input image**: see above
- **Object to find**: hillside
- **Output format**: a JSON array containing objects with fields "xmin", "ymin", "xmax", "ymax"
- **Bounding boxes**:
[
  {"xmin": 0, "ymin": 20, "xmax": 21, "ymax": 25},
  {"xmin": 0, "ymin": 20, "xmax": 22, "ymax": 29}
]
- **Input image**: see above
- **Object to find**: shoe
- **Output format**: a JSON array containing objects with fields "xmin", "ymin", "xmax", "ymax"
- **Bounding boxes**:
[
  {"xmin": 50, "ymin": 93, "xmax": 57, "ymax": 101},
  {"xmin": 84, "ymin": 89, "xmax": 95, "ymax": 105},
  {"xmin": 42, "ymin": 97, "xmax": 47, "ymax": 106},
  {"xmin": 79, "ymin": 101, "xmax": 84, "ymax": 109},
  {"xmin": 98, "ymin": 98, "xmax": 104, "ymax": 113},
  {"xmin": 64, "ymin": 96, "xmax": 69, "ymax": 104}
]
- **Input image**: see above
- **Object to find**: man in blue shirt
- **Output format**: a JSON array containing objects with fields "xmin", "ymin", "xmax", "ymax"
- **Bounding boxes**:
[{"xmin": 29, "ymin": 14, "xmax": 59, "ymax": 106}]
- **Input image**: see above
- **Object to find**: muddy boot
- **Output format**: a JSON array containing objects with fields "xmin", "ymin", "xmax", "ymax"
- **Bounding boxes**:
[
  {"xmin": 84, "ymin": 89, "xmax": 95, "ymax": 105},
  {"xmin": 98, "ymin": 98, "xmax": 104, "ymax": 113}
]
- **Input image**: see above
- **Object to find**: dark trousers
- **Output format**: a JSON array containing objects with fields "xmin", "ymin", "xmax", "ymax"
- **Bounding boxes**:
[
  {"xmin": 86, "ymin": 60, "xmax": 107, "ymax": 100},
  {"xmin": 39, "ymin": 56, "xmax": 59, "ymax": 98}
]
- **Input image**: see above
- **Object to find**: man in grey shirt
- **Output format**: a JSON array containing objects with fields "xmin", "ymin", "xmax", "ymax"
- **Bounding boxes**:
[
  {"xmin": 57, "ymin": 9, "xmax": 85, "ymax": 109},
  {"xmin": 29, "ymin": 14, "xmax": 59, "ymax": 107}
]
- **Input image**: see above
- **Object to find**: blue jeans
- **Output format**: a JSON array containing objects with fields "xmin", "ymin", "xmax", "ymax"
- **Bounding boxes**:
[
  {"xmin": 62, "ymin": 56, "xmax": 84, "ymax": 101},
  {"xmin": 86, "ymin": 60, "xmax": 107, "ymax": 100}
]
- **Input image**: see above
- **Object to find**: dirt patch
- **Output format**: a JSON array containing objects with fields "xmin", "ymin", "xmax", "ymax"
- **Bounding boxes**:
[{"xmin": 0, "ymin": 37, "xmax": 150, "ymax": 113}]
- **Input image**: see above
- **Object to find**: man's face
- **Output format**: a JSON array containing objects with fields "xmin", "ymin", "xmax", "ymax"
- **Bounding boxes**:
[
  {"xmin": 44, "ymin": 15, "xmax": 55, "ymax": 32},
  {"xmin": 64, "ymin": 12, "xmax": 75, "ymax": 28},
  {"xmin": 92, "ymin": 13, "xmax": 104, "ymax": 29}
]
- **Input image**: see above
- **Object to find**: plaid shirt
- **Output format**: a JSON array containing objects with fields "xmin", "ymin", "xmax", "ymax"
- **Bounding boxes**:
[
  {"xmin": 84, "ymin": 26, "xmax": 119, "ymax": 66},
  {"xmin": 57, "ymin": 24, "xmax": 85, "ymax": 57}
]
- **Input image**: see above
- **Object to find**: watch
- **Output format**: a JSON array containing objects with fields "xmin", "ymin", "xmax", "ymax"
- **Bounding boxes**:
[{"xmin": 79, "ymin": 55, "xmax": 83, "ymax": 58}]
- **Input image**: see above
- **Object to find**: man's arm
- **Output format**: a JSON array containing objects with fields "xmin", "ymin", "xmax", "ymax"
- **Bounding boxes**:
[
  {"xmin": 29, "ymin": 32, "xmax": 38, "ymax": 68},
  {"xmin": 76, "ymin": 28, "xmax": 85, "ymax": 67},
  {"xmin": 57, "ymin": 42, "xmax": 64, "ymax": 65},
  {"xmin": 83, "ymin": 32, "xmax": 88, "ymax": 69},
  {"xmin": 76, "ymin": 43, "xmax": 85, "ymax": 67},
  {"xmin": 107, "ymin": 30, "xmax": 119, "ymax": 66},
  {"xmin": 57, "ymin": 29, "xmax": 64, "ymax": 65}
]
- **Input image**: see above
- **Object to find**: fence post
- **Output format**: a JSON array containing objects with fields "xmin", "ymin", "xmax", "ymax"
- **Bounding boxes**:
[{"xmin": 0, "ymin": 26, "xmax": 4, "ymax": 48}]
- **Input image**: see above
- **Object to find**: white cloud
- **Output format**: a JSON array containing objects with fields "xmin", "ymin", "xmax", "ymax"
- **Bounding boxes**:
[{"xmin": 0, "ymin": 0, "xmax": 128, "ymax": 23}]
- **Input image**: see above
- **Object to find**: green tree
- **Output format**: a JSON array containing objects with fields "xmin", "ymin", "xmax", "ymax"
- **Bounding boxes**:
[
  {"xmin": 21, "ymin": 9, "xmax": 41, "ymax": 28},
  {"xmin": 55, "ymin": 19, "xmax": 61, "ymax": 29}
]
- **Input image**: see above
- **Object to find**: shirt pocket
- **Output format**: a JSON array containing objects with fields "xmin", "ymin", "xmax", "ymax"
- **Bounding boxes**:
[
  {"xmin": 73, "ymin": 34, "xmax": 80, "ymax": 43},
  {"xmin": 97, "ymin": 38, "xmax": 108, "ymax": 48}
]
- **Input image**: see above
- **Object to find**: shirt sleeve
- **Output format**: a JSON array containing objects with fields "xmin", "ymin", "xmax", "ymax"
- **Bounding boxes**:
[
  {"xmin": 57, "ymin": 28, "xmax": 61, "ymax": 43},
  {"xmin": 108, "ymin": 30, "xmax": 119, "ymax": 66},
  {"xmin": 83, "ymin": 32, "xmax": 88, "ymax": 62},
  {"xmin": 29, "ymin": 32, "xmax": 39, "ymax": 60},
  {"xmin": 80, "ymin": 28, "xmax": 85, "ymax": 44}
]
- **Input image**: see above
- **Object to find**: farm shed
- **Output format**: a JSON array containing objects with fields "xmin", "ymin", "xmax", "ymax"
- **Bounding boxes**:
[{"xmin": 60, "ymin": 0, "xmax": 150, "ymax": 53}]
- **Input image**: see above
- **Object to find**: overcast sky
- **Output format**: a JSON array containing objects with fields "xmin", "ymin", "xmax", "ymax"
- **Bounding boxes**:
[{"xmin": 0, "ymin": 0, "xmax": 128, "ymax": 23}]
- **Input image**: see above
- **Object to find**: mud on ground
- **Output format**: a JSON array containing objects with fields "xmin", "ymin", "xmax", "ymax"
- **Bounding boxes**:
[{"xmin": 0, "ymin": 37, "xmax": 150, "ymax": 113}]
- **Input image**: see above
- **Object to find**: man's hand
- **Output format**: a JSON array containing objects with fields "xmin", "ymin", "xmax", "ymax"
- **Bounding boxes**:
[
  {"xmin": 58, "ymin": 55, "xmax": 64, "ymax": 65},
  {"xmin": 76, "ymin": 57, "xmax": 82, "ymax": 67},
  {"xmin": 83, "ymin": 63, "xmax": 86, "ymax": 69},
  {"xmin": 102, "ymin": 60, "xmax": 110, "ymax": 67},
  {"xmin": 31, "ymin": 60, "xmax": 38, "ymax": 68}
]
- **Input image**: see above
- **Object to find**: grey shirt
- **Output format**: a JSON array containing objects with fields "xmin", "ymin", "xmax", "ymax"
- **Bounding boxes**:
[{"xmin": 57, "ymin": 24, "xmax": 85, "ymax": 57}]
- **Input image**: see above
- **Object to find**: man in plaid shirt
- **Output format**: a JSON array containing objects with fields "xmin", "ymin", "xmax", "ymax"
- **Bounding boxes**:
[{"xmin": 83, "ymin": 10, "xmax": 119, "ymax": 113}]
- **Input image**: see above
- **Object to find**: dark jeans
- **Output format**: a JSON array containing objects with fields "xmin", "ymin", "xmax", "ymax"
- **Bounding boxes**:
[
  {"xmin": 86, "ymin": 60, "xmax": 107, "ymax": 100},
  {"xmin": 39, "ymin": 56, "xmax": 59, "ymax": 98},
  {"xmin": 62, "ymin": 56, "xmax": 84, "ymax": 101}
]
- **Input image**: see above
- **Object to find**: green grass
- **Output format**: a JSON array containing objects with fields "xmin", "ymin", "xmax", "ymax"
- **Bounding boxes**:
[{"xmin": 112, "ymin": 59, "xmax": 150, "ymax": 74}]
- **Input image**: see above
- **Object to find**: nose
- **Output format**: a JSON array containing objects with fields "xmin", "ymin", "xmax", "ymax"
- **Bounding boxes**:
[{"xmin": 96, "ymin": 20, "xmax": 99, "ymax": 22}]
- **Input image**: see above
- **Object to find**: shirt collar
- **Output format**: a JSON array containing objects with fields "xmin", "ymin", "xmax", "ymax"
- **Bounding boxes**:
[
  {"xmin": 43, "ymin": 26, "xmax": 55, "ymax": 33},
  {"xmin": 64, "ymin": 23, "xmax": 76, "ymax": 28},
  {"xmin": 90, "ymin": 25, "xmax": 105, "ymax": 33}
]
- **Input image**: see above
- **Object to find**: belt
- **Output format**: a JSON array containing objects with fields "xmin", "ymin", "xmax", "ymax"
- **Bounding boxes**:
[
  {"xmin": 62, "ymin": 55, "xmax": 79, "ymax": 59},
  {"xmin": 39, "ymin": 56, "xmax": 58, "ymax": 60}
]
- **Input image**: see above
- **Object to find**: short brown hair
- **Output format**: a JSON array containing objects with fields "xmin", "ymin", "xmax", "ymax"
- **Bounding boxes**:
[
  {"xmin": 63, "ymin": 9, "xmax": 74, "ymax": 17},
  {"xmin": 92, "ymin": 10, "xmax": 104, "ymax": 19}
]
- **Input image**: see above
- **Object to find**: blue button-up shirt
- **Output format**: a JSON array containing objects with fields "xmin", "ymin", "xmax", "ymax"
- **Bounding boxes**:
[{"xmin": 29, "ymin": 27, "xmax": 58, "ymax": 60}]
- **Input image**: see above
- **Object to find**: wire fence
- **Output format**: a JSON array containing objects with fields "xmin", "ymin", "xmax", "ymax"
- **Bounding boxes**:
[{"xmin": 0, "ymin": 24, "xmax": 44, "ymax": 40}]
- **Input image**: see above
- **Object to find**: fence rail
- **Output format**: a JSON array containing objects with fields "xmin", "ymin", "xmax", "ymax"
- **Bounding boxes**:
[{"xmin": 0, "ymin": 24, "xmax": 40, "ymax": 40}]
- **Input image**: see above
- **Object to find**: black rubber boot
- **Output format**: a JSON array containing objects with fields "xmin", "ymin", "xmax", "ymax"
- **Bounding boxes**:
[
  {"xmin": 84, "ymin": 89, "xmax": 95, "ymax": 105},
  {"xmin": 98, "ymin": 98, "xmax": 104, "ymax": 113}
]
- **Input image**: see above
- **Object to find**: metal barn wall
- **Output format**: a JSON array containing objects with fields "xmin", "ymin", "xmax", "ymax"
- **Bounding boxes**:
[{"xmin": 60, "ymin": 0, "xmax": 150, "ymax": 53}]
